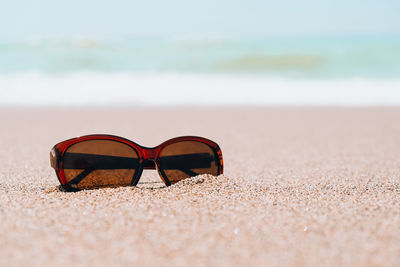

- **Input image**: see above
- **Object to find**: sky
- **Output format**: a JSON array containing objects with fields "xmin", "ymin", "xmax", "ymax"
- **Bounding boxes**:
[{"xmin": 0, "ymin": 0, "xmax": 399, "ymax": 40}]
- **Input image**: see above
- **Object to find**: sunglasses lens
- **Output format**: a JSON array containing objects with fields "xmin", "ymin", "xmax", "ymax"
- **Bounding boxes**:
[
  {"xmin": 62, "ymin": 140, "xmax": 139, "ymax": 190},
  {"xmin": 159, "ymin": 141, "xmax": 219, "ymax": 183}
]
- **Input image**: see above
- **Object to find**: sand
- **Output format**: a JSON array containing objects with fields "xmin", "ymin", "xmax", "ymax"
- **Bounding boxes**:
[{"xmin": 0, "ymin": 107, "xmax": 399, "ymax": 266}]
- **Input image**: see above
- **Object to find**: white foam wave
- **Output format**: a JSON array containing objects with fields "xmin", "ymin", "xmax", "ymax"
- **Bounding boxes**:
[{"xmin": 0, "ymin": 72, "xmax": 400, "ymax": 106}]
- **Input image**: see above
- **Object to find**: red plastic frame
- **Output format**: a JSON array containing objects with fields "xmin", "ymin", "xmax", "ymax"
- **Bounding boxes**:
[{"xmin": 50, "ymin": 134, "xmax": 223, "ymax": 191}]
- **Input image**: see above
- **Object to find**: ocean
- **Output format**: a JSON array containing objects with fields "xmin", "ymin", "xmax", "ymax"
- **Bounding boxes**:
[{"xmin": 1, "ymin": 36, "xmax": 399, "ymax": 106}]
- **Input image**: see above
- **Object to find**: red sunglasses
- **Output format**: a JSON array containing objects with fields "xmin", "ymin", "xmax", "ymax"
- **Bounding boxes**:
[{"xmin": 50, "ymin": 135, "xmax": 223, "ymax": 191}]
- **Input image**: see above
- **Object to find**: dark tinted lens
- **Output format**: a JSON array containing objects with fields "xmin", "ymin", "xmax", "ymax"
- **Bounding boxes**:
[
  {"xmin": 62, "ymin": 140, "xmax": 139, "ymax": 190},
  {"xmin": 159, "ymin": 141, "xmax": 218, "ymax": 183}
]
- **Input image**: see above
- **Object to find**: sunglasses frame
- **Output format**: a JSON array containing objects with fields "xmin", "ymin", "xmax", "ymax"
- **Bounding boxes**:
[{"xmin": 50, "ymin": 134, "xmax": 224, "ymax": 191}]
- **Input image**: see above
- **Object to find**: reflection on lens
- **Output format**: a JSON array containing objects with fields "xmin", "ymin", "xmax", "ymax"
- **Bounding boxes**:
[
  {"xmin": 62, "ymin": 140, "xmax": 139, "ymax": 190},
  {"xmin": 159, "ymin": 141, "xmax": 218, "ymax": 183}
]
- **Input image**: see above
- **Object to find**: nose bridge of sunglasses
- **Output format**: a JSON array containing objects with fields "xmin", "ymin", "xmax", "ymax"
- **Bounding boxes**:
[
  {"xmin": 142, "ymin": 148, "xmax": 157, "ymax": 170},
  {"xmin": 143, "ymin": 159, "xmax": 156, "ymax": 169}
]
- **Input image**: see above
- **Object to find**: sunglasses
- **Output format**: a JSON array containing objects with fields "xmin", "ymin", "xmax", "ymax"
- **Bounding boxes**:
[{"xmin": 50, "ymin": 135, "xmax": 223, "ymax": 191}]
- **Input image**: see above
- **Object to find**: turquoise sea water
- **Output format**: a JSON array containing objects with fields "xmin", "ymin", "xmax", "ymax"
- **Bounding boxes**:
[
  {"xmin": 1, "ymin": 36, "xmax": 399, "ymax": 78},
  {"xmin": 1, "ymin": 36, "xmax": 400, "ymax": 106}
]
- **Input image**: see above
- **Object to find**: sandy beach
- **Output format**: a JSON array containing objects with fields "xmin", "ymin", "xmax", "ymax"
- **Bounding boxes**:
[{"xmin": 0, "ymin": 107, "xmax": 399, "ymax": 266}]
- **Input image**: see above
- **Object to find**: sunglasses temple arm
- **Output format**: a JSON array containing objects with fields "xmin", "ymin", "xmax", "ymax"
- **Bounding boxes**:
[
  {"xmin": 62, "ymin": 153, "xmax": 139, "ymax": 186},
  {"xmin": 65, "ymin": 168, "xmax": 95, "ymax": 187},
  {"xmin": 62, "ymin": 152, "xmax": 214, "ymax": 186},
  {"xmin": 63, "ymin": 153, "xmax": 213, "ymax": 170}
]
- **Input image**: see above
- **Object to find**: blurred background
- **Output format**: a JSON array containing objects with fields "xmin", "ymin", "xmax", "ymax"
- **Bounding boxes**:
[{"xmin": 0, "ymin": 0, "xmax": 399, "ymax": 106}]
